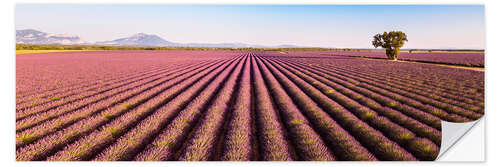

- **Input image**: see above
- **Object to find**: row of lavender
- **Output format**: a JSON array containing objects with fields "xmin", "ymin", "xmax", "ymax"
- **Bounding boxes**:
[
  {"xmin": 17, "ymin": 53, "xmax": 241, "ymax": 160},
  {"xmin": 16, "ymin": 50, "xmax": 240, "ymax": 98},
  {"xmin": 16, "ymin": 50, "xmax": 484, "ymax": 161}
]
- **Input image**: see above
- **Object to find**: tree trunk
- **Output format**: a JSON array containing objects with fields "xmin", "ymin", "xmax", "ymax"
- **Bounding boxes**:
[
  {"xmin": 385, "ymin": 49, "xmax": 397, "ymax": 60},
  {"xmin": 393, "ymin": 47, "xmax": 400, "ymax": 60}
]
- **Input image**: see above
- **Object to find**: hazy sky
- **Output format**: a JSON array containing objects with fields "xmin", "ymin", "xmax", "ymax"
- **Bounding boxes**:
[{"xmin": 16, "ymin": 5, "xmax": 485, "ymax": 49}]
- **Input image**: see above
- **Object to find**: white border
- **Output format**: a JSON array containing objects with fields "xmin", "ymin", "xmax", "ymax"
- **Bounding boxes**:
[
  {"xmin": 438, "ymin": 118, "xmax": 484, "ymax": 161},
  {"xmin": 437, "ymin": 120, "xmax": 480, "ymax": 160},
  {"xmin": 6, "ymin": 0, "xmax": 493, "ymax": 4},
  {"xmin": 2, "ymin": 0, "xmax": 497, "ymax": 166}
]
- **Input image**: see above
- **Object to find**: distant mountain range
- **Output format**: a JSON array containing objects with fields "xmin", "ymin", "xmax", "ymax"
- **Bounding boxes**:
[
  {"xmin": 16, "ymin": 29, "xmax": 305, "ymax": 48},
  {"xmin": 16, "ymin": 29, "xmax": 87, "ymax": 45}
]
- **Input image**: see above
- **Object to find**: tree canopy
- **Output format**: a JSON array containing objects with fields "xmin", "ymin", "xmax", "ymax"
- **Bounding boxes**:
[{"xmin": 372, "ymin": 31, "xmax": 408, "ymax": 60}]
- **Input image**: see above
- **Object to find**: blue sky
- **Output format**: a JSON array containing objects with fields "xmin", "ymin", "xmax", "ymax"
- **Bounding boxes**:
[{"xmin": 15, "ymin": 5, "xmax": 485, "ymax": 49}]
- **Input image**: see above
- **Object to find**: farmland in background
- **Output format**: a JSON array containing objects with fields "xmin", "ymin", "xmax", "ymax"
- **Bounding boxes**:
[
  {"xmin": 16, "ymin": 50, "xmax": 484, "ymax": 161},
  {"xmin": 319, "ymin": 51, "xmax": 484, "ymax": 67}
]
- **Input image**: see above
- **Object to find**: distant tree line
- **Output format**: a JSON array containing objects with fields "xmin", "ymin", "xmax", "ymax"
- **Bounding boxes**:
[
  {"xmin": 16, "ymin": 44, "xmax": 212, "ymax": 51},
  {"xmin": 16, "ymin": 44, "xmax": 484, "ymax": 53},
  {"xmin": 16, "ymin": 44, "xmax": 374, "ymax": 52}
]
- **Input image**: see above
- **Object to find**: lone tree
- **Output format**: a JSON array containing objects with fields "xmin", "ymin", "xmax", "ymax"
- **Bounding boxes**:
[{"xmin": 372, "ymin": 31, "xmax": 408, "ymax": 60}]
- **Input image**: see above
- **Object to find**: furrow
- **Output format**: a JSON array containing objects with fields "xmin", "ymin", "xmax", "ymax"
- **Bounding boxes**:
[
  {"xmin": 131, "ymin": 56, "xmax": 243, "ymax": 161},
  {"xmin": 261, "ymin": 57, "xmax": 439, "ymax": 160},
  {"xmin": 16, "ymin": 60, "xmax": 222, "ymax": 148},
  {"xmin": 16, "ymin": 58, "xmax": 236, "ymax": 161}
]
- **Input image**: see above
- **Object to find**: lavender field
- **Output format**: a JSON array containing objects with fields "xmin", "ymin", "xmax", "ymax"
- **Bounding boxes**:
[
  {"xmin": 16, "ymin": 50, "xmax": 484, "ymax": 161},
  {"xmin": 319, "ymin": 51, "xmax": 484, "ymax": 67}
]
